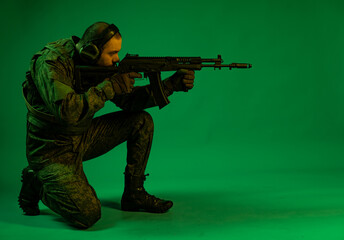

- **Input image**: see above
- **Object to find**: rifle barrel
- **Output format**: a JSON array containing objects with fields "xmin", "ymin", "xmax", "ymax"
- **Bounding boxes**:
[{"xmin": 201, "ymin": 63, "xmax": 252, "ymax": 69}]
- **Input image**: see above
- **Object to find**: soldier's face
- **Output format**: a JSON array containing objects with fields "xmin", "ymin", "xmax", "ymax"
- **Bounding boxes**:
[{"xmin": 97, "ymin": 36, "xmax": 122, "ymax": 66}]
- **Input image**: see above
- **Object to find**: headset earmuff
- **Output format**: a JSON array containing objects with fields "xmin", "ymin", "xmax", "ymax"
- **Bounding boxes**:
[{"xmin": 79, "ymin": 24, "xmax": 120, "ymax": 64}]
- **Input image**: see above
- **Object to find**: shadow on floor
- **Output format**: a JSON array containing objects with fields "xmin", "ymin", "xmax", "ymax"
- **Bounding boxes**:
[
  {"xmin": 93, "ymin": 189, "xmax": 344, "ymax": 236},
  {"xmin": 3, "ymin": 189, "xmax": 344, "ymax": 234}
]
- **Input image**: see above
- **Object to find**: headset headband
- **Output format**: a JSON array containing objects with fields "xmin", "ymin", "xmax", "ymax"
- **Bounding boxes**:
[{"xmin": 93, "ymin": 24, "xmax": 120, "ymax": 49}]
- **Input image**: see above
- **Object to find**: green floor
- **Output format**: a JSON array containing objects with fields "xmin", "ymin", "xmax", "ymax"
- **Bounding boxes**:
[
  {"xmin": 1, "ymin": 163, "xmax": 344, "ymax": 239},
  {"xmin": 1, "ymin": 0, "xmax": 343, "ymax": 238}
]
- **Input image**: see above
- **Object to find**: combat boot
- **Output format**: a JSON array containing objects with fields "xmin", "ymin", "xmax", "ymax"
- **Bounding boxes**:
[
  {"xmin": 121, "ymin": 173, "xmax": 173, "ymax": 213},
  {"xmin": 18, "ymin": 167, "xmax": 41, "ymax": 215}
]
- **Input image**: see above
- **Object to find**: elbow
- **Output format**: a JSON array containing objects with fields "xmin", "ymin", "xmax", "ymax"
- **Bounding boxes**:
[
  {"xmin": 58, "ymin": 92, "xmax": 105, "ymax": 125},
  {"xmin": 57, "ymin": 98, "xmax": 91, "ymax": 126},
  {"xmin": 58, "ymin": 105, "xmax": 84, "ymax": 126}
]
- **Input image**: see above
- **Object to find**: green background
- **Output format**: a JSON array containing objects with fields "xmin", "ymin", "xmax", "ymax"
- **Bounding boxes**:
[{"xmin": 1, "ymin": 0, "xmax": 344, "ymax": 239}]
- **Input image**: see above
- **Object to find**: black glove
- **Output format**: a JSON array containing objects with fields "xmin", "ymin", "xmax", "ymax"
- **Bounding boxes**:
[
  {"xmin": 164, "ymin": 69, "xmax": 195, "ymax": 92},
  {"xmin": 110, "ymin": 72, "xmax": 142, "ymax": 95}
]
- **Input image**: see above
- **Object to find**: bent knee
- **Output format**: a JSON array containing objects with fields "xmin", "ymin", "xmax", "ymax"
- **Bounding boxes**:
[
  {"xmin": 135, "ymin": 111, "xmax": 154, "ymax": 130},
  {"xmin": 72, "ymin": 203, "xmax": 101, "ymax": 229}
]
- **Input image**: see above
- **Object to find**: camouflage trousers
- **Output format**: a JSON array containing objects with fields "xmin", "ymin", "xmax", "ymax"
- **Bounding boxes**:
[{"xmin": 26, "ymin": 110, "xmax": 154, "ymax": 228}]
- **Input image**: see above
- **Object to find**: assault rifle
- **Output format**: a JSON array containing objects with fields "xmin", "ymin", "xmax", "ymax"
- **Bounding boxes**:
[{"xmin": 74, "ymin": 54, "xmax": 252, "ymax": 109}]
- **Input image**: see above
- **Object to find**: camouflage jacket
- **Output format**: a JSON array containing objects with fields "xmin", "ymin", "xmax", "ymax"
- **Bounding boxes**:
[{"xmin": 24, "ymin": 37, "xmax": 163, "ymax": 134}]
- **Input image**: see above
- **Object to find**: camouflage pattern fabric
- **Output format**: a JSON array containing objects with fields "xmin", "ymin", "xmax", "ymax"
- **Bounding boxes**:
[{"xmin": 23, "ymin": 37, "xmax": 159, "ymax": 228}]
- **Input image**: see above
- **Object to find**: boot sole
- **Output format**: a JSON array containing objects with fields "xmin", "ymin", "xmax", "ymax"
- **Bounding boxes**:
[{"xmin": 121, "ymin": 201, "xmax": 173, "ymax": 213}]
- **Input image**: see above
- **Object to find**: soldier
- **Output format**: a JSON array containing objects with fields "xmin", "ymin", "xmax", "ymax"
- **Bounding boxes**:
[{"xmin": 19, "ymin": 22, "xmax": 195, "ymax": 229}]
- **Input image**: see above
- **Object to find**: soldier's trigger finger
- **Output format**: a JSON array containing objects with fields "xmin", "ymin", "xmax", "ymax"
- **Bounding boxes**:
[
  {"xmin": 128, "ymin": 72, "xmax": 142, "ymax": 79},
  {"xmin": 186, "ymin": 70, "xmax": 195, "ymax": 75},
  {"xmin": 180, "ymin": 69, "xmax": 194, "ymax": 74}
]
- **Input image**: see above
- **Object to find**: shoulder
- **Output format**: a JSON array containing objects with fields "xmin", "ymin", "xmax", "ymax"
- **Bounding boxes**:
[
  {"xmin": 33, "ymin": 38, "xmax": 75, "ymax": 63},
  {"xmin": 31, "ymin": 38, "xmax": 76, "ymax": 80}
]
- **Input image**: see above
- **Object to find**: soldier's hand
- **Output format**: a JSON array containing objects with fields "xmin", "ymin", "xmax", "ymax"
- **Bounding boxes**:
[
  {"xmin": 110, "ymin": 72, "xmax": 142, "ymax": 94},
  {"xmin": 165, "ymin": 69, "xmax": 195, "ymax": 92}
]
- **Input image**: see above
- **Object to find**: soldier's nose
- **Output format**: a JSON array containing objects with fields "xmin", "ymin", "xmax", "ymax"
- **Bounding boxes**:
[{"xmin": 113, "ymin": 59, "xmax": 119, "ymax": 64}]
